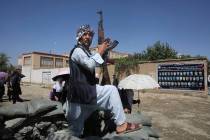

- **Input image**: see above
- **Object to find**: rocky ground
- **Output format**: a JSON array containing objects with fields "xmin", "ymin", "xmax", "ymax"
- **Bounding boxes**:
[{"xmin": 1, "ymin": 84, "xmax": 210, "ymax": 140}]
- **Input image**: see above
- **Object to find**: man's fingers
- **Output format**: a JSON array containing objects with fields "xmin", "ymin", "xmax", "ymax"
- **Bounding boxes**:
[
  {"xmin": 104, "ymin": 38, "xmax": 111, "ymax": 43},
  {"xmin": 103, "ymin": 41, "xmax": 110, "ymax": 47}
]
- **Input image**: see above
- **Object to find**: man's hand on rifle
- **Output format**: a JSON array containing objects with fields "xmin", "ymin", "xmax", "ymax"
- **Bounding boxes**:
[{"xmin": 98, "ymin": 39, "xmax": 110, "ymax": 56}]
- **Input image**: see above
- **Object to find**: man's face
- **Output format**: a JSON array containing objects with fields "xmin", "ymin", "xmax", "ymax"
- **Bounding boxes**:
[
  {"xmin": 79, "ymin": 32, "xmax": 93, "ymax": 47},
  {"xmin": 16, "ymin": 69, "xmax": 21, "ymax": 74}
]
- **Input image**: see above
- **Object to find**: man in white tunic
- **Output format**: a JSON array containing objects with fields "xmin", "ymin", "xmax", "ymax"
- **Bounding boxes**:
[{"xmin": 66, "ymin": 24, "xmax": 141, "ymax": 137}]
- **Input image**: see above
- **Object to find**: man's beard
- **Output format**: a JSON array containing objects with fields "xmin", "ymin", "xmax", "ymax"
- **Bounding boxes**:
[{"xmin": 82, "ymin": 39, "xmax": 92, "ymax": 47}]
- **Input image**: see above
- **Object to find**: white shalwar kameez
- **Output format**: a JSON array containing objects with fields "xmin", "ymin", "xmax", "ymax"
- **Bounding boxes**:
[{"xmin": 64, "ymin": 47, "xmax": 126, "ymax": 136}]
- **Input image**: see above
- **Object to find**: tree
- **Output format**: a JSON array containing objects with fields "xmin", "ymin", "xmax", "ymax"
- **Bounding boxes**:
[
  {"xmin": 137, "ymin": 41, "xmax": 178, "ymax": 61},
  {"xmin": 115, "ymin": 41, "xmax": 178, "ymax": 76},
  {"xmin": 0, "ymin": 53, "xmax": 10, "ymax": 71}
]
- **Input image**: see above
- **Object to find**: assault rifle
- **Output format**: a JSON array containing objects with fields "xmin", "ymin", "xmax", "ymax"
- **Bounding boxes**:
[
  {"xmin": 102, "ymin": 39, "xmax": 119, "ymax": 60},
  {"xmin": 97, "ymin": 11, "xmax": 119, "ymax": 85}
]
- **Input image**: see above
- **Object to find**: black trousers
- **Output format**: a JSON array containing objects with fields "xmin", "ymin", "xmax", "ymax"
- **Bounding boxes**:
[
  {"xmin": 12, "ymin": 86, "xmax": 22, "ymax": 103},
  {"xmin": 0, "ymin": 84, "xmax": 5, "ymax": 101},
  {"xmin": 119, "ymin": 89, "xmax": 134, "ymax": 112}
]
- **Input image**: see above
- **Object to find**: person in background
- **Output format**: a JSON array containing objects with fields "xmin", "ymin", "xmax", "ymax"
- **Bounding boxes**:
[
  {"xmin": 120, "ymin": 89, "xmax": 135, "ymax": 114},
  {"xmin": 6, "ymin": 70, "xmax": 12, "ymax": 101},
  {"xmin": 10, "ymin": 68, "xmax": 23, "ymax": 104},
  {"xmin": 112, "ymin": 74, "xmax": 133, "ymax": 114},
  {"xmin": 49, "ymin": 77, "xmax": 64, "ymax": 101},
  {"xmin": 66, "ymin": 24, "xmax": 142, "ymax": 136},
  {"xmin": 0, "ymin": 72, "xmax": 6, "ymax": 102},
  {"xmin": 112, "ymin": 74, "xmax": 119, "ymax": 87},
  {"xmin": 60, "ymin": 77, "xmax": 69, "ymax": 104}
]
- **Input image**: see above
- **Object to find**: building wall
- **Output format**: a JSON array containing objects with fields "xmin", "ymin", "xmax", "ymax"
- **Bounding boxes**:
[
  {"xmin": 107, "ymin": 58, "xmax": 208, "ymax": 97},
  {"xmin": 22, "ymin": 66, "xmax": 32, "ymax": 83},
  {"xmin": 18, "ymin": 56, "xmax": 22, "ymax": 66},
  {"xmin": 21, "ymin": 52, "xmax": 69, "ymax": 69},
  {"xmin": 20, "ymin": 51, "xmax": 127, "ymax": 84},
  {"xmin": 109, "ymin": 51, "xmax": 129, "ymax": 59},
  {"xmin": 138, "ymin": 63, "xmax": 157, "ymax": 80},
  {"xmin": 32, "ymin": 54, "xmax": 41, "ymax": 69},
  {"xmin": 20, "ymin": 51, "xmax": 208, "ymax": 96},
  {"xmin": 137, "ymin": 59, "xmax": 208, "ymax": 97},
  {"xmin": 90, "ymin": 47, "xmax": 129, "ymax": 59},
  {"xmin": 22, "ymin": 66, "xmax": 69, "ymax": 84}
]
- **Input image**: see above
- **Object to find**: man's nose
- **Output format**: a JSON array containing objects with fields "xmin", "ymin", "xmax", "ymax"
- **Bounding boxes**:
[{"xmin": 84, "ymin": 33, "xmax": 91, "ymax": 38}]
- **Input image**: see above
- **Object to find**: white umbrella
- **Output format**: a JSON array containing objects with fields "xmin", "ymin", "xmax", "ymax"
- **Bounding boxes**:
[
  {"xmin": 118, "ymin": 74, "xmax": 160, "ymax": 90},
  {"xmin": 52, "ymin": 68, "xmax": 70, "ymax": 81},
  {"xmin": 118, "ymin": 74, "xmax": 160, "ymax": 111}
]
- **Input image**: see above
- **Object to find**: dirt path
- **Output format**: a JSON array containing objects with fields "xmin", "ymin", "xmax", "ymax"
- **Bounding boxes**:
[
  {"xmin": 1, "ymin": 84, "xmax": 210, "ymax": 140},
  {"xmin": 136, "ymin": 93, "xmax": 210, "ymax": 140},
  {"xmin": 0, "ymin": 84, "xmax": 50, "ymax": 106}
]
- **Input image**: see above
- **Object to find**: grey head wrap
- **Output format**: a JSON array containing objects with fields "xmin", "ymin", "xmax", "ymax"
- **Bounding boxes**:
[{"xmin": 76, "ymin": 24, "xmax": 95, "ymax": 42}]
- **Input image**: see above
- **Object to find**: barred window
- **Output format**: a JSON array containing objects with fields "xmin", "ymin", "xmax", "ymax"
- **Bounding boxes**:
[
  {"xmin": 65, "ymin": 60, "xmax": 69, "ymax": 66},
  {"xmin": 23, "ymin": 56, "xmax": 31, "ymax": 65},
  {"xmin": 55, "ymin": 58, "xmax": 63, "ymax": 68},
  {"xmin": 40, "ymin": 56, "xmax": 53, "ymax": 67}
]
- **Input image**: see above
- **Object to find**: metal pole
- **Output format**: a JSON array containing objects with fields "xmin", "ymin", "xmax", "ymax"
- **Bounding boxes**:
[{"xmin": 138, "ymin": 90, "xmax": 141, "ymax": 113}]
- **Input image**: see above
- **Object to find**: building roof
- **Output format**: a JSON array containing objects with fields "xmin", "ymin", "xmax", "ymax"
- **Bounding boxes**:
[
  {"xmin": 90, "ymin": 47, "xmax": 130, "ymax": 56},
  {"xmin": 22, "ymin": 51, "xmax": 69, "ymax": 58},
  {"xmin": 138, "ymin": 57, "xmax": 208, "ymax": 64}
]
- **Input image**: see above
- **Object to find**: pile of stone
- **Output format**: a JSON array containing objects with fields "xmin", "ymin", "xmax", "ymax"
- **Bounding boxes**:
[
  {"xmin": 0, "ymin": 99, "xmax": 160, "ymax": 140},
  {"xmin": 0, "ymin": 99, "xmax": 66, "ymax": 140},
  {"xmin": 47, "ymin": 112, "xmax": 160, "ymax": 140},
  {"xmin": 46, "ymin": 112, "xmax": 160, "ymax": 140}
]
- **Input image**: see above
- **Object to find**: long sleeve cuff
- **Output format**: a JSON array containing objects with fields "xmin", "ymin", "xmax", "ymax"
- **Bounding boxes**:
[{"xmin": 91, "ymin": 53, "xmax": 104, "ymax": 64}]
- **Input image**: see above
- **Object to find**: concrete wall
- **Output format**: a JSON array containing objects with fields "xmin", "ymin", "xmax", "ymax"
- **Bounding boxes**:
[
  {"xmin": 32, "ymin": 54, "xmax": 41, "ymax": 69},
  {"xmin": 109, "ymin": 58, "xmax": 208, "ymax": 97},
  {"xmin": 138, "ymin": 63, "xmax": 157, "ymax": 80},
  {"xmin": 124, "ymin": 59, "xmax": 209, "ymax": 97},
  {"xmin": 21, "ymin": 58, "xmax": 208, "ymax": 97}
]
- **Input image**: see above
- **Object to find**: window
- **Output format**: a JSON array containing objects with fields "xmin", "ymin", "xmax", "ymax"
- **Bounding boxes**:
[
  {"xmin": 40, "ymin": 56, "xmax": 53, "ymax": 67},
  {"xmin": 55, "ymin": 58, "xmax": 63, "ymax": 68},
  {"xmin": 23, "ymin": 56, "xmax": 31, "ymax": 65},
  {"xmin": 66, "ymin": 60, "xmax": 69, "ymax": 66}
]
